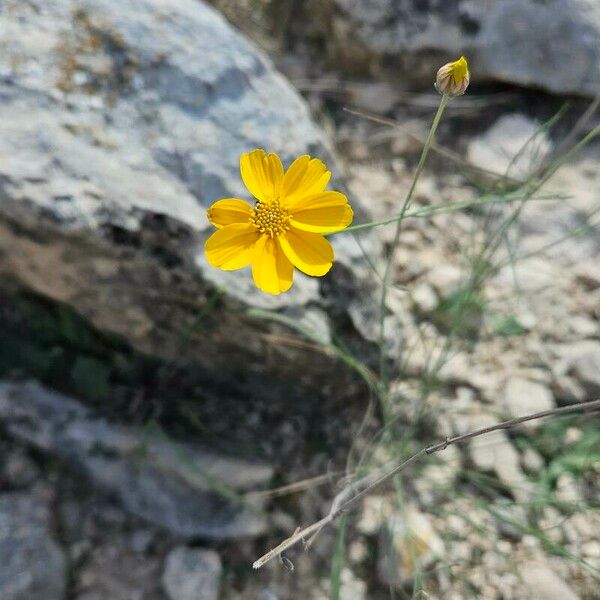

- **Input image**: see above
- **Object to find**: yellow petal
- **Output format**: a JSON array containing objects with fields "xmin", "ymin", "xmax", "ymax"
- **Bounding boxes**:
[
  {"xmin": 279, "ymin": 229, "xmax": 334, "ymax": 277},
  {"xmin": 205, "ymin": 223, "xmax": 260, "ymax": 270},
  {"xmin": 289, "ymin": 191, "xmax": 353, "ymax": 233},
  {"xmin": 281, "ymin": 155, "xmax": 331, "ymax": 208},
  {"xmin": 252, "ymin": 235, "xmax": 293, "ymax": 295},
  {"xmin": 207, "ymin": 198, "xmax": 252, "ymax": 228},
  {"xmin": 240, "ymin": 149, "xmax": 284, "ymax": 203}
]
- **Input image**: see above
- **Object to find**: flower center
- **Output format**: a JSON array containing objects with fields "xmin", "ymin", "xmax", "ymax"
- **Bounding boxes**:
[{"xmin": 250, "ymin": 201, "xmax": 290, "ymax": 237}]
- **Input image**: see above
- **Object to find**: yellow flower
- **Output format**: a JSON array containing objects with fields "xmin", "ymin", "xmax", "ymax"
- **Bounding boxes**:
[
  {"xmin": 205, "ymin": 149, "xmax": 353, "ymax": 295},
  {"xmin": 435, "ymin": 56, "xmax": 470, "ymax": 96}
]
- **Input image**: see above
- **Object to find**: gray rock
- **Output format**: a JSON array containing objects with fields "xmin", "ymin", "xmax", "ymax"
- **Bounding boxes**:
[
  {"xmin": 513, "ymin": 150, "xmax": 600, "ymax": 267},
  {"xmin": 0, "ymin": 493, "xmax": 67, "ymax": 600},
  {"xmin": 555, "ymin": 472, "xmax": 583, "ymax": 505},
  {"xmin": 0, "ymin": 381, "xmax": 273, "ymax": 540},
  {"xmin": 0, "ymin": 446, "xmax": 40, "ymax": 488},
  {"xmin": 467, "ymin": 114, "xmax": 551, "ymax": 180},
  {"xmin": 378, "ymin": 507, "xmax": 444, "ymax": 588},
  {"xmin": 325, "ymin": 0, "xmax": 600, "ymax": 96},
  {"xmin": 412, "ymin": 282, "xmax": 438, "ymax": 313},
  {"xmin": 503, "ymin": 377, "xmax": 555, "ymax": 429},
  {"xmin": 462, "ymin": 412, "xmax": 533, "ymax": 504},
  {"xmin": 568, "ymin": 341, "xmax": 600, "ymax": 397},
  {"xmin": 518, "ymin": 561, "xmax": 580, "ymax": 600},
  {"xmin": 72, "ymin": 535, "xmax": 162, "ymax": 600},
  {"xmin": 492, "ymin": 500, "xmax": 527, "ymax": 542},
  {"xmin": 162, "ymin": 547, "xmax": 222, "ymax": 600},
  {"xmin": 479, "ymin": 0, "xmax": 599, "ymax": 96},
  {"xmin": 0, "ymin": 0, "xmax": 377, "ymax": 393},
  {"xmin": 427, "ymin": 264, "xmax": 463, "ymax": 299},
  {"xmin": 581, "ymin": 540, "xmax": 600, "ymax": 559},
  {"xmin": 575, "ymin": 262, "xmax": 600, "ymax": 290},
  {"xmin": 521, "ymin": 447, "xmax": 545, "ymax": 474}
]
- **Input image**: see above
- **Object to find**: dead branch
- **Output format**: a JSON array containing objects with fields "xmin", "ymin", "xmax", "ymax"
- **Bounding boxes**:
[{"xmin": 253, "ymin": 398, "xmax": 600, "ymax": 569}]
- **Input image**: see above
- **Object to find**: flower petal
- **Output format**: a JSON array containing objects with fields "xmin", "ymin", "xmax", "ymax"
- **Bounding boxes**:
[
  {"xmin": 207, "ymin": 198, "xmax": 252, "ymax": 228},
  {"xmin": 281, "ymin": 155, "xmax": 331, "ymax": 208},
  {"xmin": 289, "ymin": 191, "xmax": 353, "ymax": 233},
  {"xmin": 252, "ymin": 235, "xmax": 293, "ymax": 295},
  {"xmin": 240, "ymin": 149, "xmax": 284, "ymax": 203},
  {"xmin": 279, "ymin": 229, "xmax": 333, "ymax": 277},
  {"xmin": 205, "ymin": 223, "xmax": 260, "ymax": 270}
]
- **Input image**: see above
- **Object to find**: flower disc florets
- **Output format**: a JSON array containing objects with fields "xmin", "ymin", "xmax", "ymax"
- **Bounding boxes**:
[{"xmin": 250, "ymin": 201, "xmax": 290, "ymax": 237}]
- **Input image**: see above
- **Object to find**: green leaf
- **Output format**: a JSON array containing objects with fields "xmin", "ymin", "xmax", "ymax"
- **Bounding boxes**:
[{"xmin": 488, "ymin": 314, "xmax": 528, "ymax": 337}]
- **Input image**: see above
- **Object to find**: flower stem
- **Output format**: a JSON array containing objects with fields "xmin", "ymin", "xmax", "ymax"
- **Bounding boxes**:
[{"xmin": 378, "ymin": 93, "xmax": 450, "ymax": 395}]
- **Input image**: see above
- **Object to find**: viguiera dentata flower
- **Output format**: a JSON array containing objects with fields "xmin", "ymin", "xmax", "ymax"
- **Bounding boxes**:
[
  {"xmin": 435, "ymin": 56, "xmax": 470, "ymax": 96},
  {"xmin": 205, "ymin": 150, "xmax": 353, "ymax": 295}
]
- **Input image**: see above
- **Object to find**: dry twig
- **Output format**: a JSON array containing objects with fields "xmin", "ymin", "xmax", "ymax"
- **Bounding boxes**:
[{"xmin": 253, "ymin": 399, "xmax": 600, "ymax": 569}]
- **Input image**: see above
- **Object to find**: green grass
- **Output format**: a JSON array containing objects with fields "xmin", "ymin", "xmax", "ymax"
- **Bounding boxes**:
[
  {"xmin": 1, "ymin": 90, "xmax": 598, "ymax": 598},
  {"xmin": 250, "ymin": 103, "xmax": 600, "ymax": 597},
  {"xmin": 330, "ymin": 515, "xmax": 348, "ymax": 600}
]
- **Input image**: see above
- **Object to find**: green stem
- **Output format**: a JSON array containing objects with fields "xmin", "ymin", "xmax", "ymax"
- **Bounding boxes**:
[
  {"xmin": 329, "ymin": 514, "xmax": 347, "ymax": 600},
  {"xmin": 378, "ymin": 94, "xmax": 450, "ymax": 397},
  {"xmin": 340, "ymin": 190, "xmax": 564, "ymax": 234}
]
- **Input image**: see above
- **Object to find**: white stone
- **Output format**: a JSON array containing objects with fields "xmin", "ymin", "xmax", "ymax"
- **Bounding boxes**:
[
  {"xmin": 378, "ymin": 507, "xmax": 444, "ymax": 588},
  {"xmin": 555, "ymin": 473, "xmax": 583, "ymax": 505},
  {"xmin": 518, "ymin": 561, "xmax": 579, "ymax": 600},
  {"xmin": 581, "ymin": 541, "xmax": 600, "ymax": 559},
  {"xmin": 467, "ymin": 114, "xmax": 551, "ymax": 179},
  {"xmin": 503, "ymin": 377, "xmax": 555, "ymax": 429},
  {"xmin": 569, "ymin": 341, "xmax": 600, "ymax": 396},
  {"xmin": 467, "ymin": 413, "xmax": 534, "ymax": 503},
  {"xmin": 348, "ymin": 541, "xmax": 369, "ymax": 564},
  {"xmin": 427, "ymin": 264, "xmax": 463, "ymax": 299},
  {"xmin": 339, "ymin": 568, "xmax": 367, "ymax": 600},
  {"xmin": 521, "ymin": 447, "xmax": 545, "ymax": 473},
  {"xmin": 412, "ymin": 282, "xmax": 438, "ymax": 312},
  {"xmin": 357, "ymin": 496, "xmax": 393, "ymax": 536},
  {"xmin": 162, "ymin": 547, "xmax": 222, "ymax": 600}
]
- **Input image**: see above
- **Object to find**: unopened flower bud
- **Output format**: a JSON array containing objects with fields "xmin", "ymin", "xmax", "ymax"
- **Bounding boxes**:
[{"xmin": 435, "ymin": 56, "xmax": 470, "ymax": 96}]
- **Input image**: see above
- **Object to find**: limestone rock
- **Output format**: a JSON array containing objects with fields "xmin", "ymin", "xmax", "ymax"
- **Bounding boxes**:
[
  {"xmin": 378, "ymin": 507, "xmax": 444, "ymax": 587},
  {"xmin": 568, "ymin": 341, "xmax": 600, "ymax": 397},
  {"xmin": 0, "ymin": 381, "xmax": 273, "ymax": 540},
  {"xmin": 503, "ymin": 377, "xmax": 555, "ymax": 429},
  {"xmin": 324, "ymin": 0, "xmax": 600, "ymax": 96},
  {"xmin": 521, "ymin": 447, "xmax": 545, "ymax": 474},
  {"xmin": 162, "ymin": 547, "xmax": 222, "ymax": 600},
  {"xmin": 519, "ymin": 561, "xmax": 580, "ymax": 600},
  {"xmin": 550, "ymin": 340, "xmax": 600, "ymax": 400},
  {"xmin": 515, "ymin": 150, "xmax": 600, "ymax": 266},
  {"xmin": 467, "ymin": 114, "xmax": 551, "ymax": 180},
  {"xmin": 460, "ymin": 412, "xmax": 533, "ymax": 504},
  {"xmin": 412, "ymin": 282, "xmax": 438, "ymax": 313},
  {"xmin": 0, "ymin": 0, "xmax": 377, "ymax": 398},
  {"xmin": 0, "ymin": 493, "xmax": 67, "ymax": 600}
]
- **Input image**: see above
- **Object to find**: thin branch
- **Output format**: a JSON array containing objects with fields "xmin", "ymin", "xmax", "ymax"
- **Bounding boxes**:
[
  {"xmin": 245, "ymin": 472, "xmax": 341, "ymax": 500},
  {"xmin": 252, "ymin": 399, "xmax": 600, "ymax": 570}
]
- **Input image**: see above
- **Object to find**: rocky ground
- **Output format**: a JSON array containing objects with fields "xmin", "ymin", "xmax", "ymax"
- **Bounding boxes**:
[
  {"xmin": 1, "ymin": 1, "xmax": 599, "ymax": 599},
  {"xmin": 320, "ymin": 112, "xmax": 600, "ymax": 600}
]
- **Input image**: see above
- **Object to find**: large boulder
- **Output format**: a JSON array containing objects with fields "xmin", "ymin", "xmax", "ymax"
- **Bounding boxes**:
[
  {"xmin": 0, "ymin": 0, "xmax": 377, "ymax": 395},
  {"xmin": 324, "ymin": 0, "xmax": 600, "ymax": 96}
]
